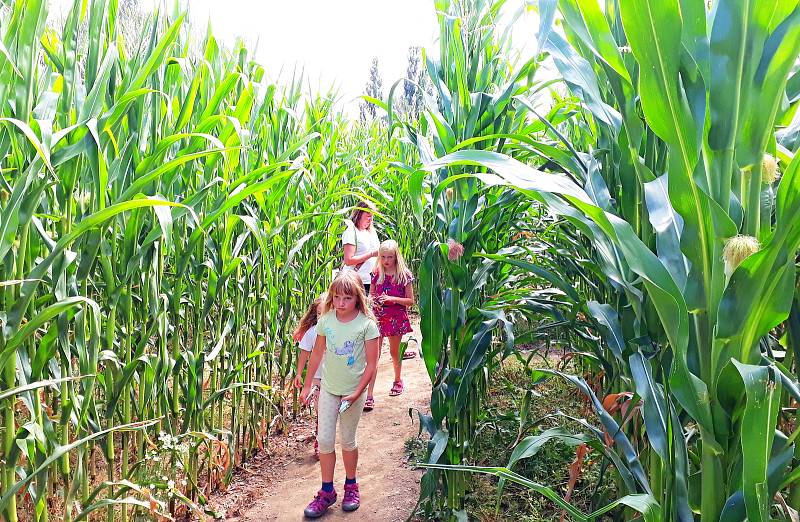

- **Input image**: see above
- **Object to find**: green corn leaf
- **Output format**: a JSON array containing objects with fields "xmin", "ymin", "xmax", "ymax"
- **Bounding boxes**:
[
  {"xmin": 544, "ymin": 31, "xmax": 621, "ymax": 132},
  {"xmin": 425, "ymin": 150, "xmax": 724, "ymax": 456},
  {"xmin": 643, "ymin": 174, "xmax": 689, "ymax": 291},
  {"xmin": 586, "ymin": 301, "xmax": 625, "ymax": 361},
  {"xmin": 619, "ymin": 0, "xmax": 698, "ymax": 172},
  {"xmin": 628, "ymin": 352, "xmax": 669, "ymax": 462},
  {"xmin": 559, "ymin": 0, "xmax": 632, "ymax": 84},
  {"xmin": 417, "ymin": 463, "xmax": 661, "ymax": 522},
  {"xmin": 1, "ymin": 297, "xmax": 100, "ymax": 365},
  {"xmin": 0, "ymin": 376, "xmax": 91, "ymax": 402},
  {"xmin": 731, "ymin": 361, "xmax": 782, "ymax": 522},
  {"xmin": 0, "ymin": 420, "xmax": 160, "ymax": 512},
  {"xmin": 6, "ymin": 198, "xmax": 182, "ymax": 334},
  {"xmin": 420, "ymin": 243, "xmax": 444, "ymax": 381},
  {"xmin": 0, "ymin": 118, "xmax": 53, "ymax": 173}
]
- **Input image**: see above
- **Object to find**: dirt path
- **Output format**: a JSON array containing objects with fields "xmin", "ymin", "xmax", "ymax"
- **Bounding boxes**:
[{"xmin": 214, "ymin": 318, "xmax": 430, "ymax": 521}]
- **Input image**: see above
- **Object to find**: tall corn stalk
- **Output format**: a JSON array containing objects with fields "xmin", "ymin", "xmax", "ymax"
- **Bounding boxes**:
[
  {"xmin": 428, "ymin": 0, "xmax": 800, "ymax": 519},
  {"xmin": 0, "ymin": 1, "xmax": 427, "ymax": 520},
  {"xmin": 389, "ymin": 0, "xmax": 574, "ymax": 517}
]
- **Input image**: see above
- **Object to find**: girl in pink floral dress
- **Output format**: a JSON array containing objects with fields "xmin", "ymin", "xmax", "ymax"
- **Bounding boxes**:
[{"xmin": 365, "ymin": 240, "xmax": 415, "ymax": 410}]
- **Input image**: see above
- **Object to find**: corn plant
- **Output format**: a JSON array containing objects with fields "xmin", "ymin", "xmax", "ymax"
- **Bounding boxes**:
[
  {"xmin": 0, "ymin": 1, "xmax": 428, "ymax": 520},
  {"xmin": 427, "ymin": 0, "xmax": 800, "ymax": 519},
  {"xmin": 384, "ymin": 0, "xmax": 583, "ymax": 517}
]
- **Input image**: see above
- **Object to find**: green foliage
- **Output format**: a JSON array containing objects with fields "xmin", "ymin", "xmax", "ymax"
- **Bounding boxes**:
[
  {"xmin": 415, "ymin": 0, "xmax": 800, "ymax": 520},
  {"xmin": 0, "ymin": 1, "xmax": 429, "ymax": 520},
  {"xmin": 393, "ymin": 0, "xmax": 584, "ymax": 518}
]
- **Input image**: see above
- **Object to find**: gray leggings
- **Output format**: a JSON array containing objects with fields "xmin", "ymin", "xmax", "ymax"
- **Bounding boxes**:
[{"xmin": 316, "ymin": 388, "xmax": 367, "ymax": 454}]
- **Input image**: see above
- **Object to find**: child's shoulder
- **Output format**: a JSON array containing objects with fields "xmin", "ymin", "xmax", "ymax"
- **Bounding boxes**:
[
  {"xmin": 358, "ymin": 313, "xmax": 380, "ymax": 337},
  {"xmin": 299, "ymin": 325, "xmax": 317, "ymax": 348},
  {"xmin": 404, "ymin": 269, "xmax": 415, "ymax": 282},
  {"xmin": 317, "ymin": 311, "xmax": 334, "ymax": 327},
  {"xmin": 357, "ymin": 311, "xmax": 378, "ymax": 327}
]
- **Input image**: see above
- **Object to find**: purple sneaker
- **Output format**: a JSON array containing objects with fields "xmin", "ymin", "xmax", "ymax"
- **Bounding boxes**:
[
  {"xmin": 304, "ymin": 489, "xmax": 337, "ymax": 518},
  {"xmin": 342, "ymin": 483, "xmax": 360, "ymax": 512}
]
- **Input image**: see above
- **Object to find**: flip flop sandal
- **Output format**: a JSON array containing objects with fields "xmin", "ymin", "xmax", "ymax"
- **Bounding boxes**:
[
  {"xmin": 363, "ymin": 396, "xmax": 375, "ymax": 411},
  {"xmin": 402, "ymin": 350, "xmax": 417, "ymax": 360},
  {"xmin": 389, "ymin": 380, "xmax": 404, "ymax": 396}
]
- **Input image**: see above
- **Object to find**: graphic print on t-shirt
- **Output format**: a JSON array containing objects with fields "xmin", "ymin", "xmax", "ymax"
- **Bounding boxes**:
[
  {"xmin": 316, "ymin": 311, "xmax": 379, "ymax": 395},
  {"xmin": 322, "ymin": 324, "xmax": 358, "ymax": 367},
  {"xmin": 335, "ymin": 340, "xmax": 357, "ymax": 366},
  {"xmin": 334, "ymin": 339, "xmax": 355, "ymax": 356}
]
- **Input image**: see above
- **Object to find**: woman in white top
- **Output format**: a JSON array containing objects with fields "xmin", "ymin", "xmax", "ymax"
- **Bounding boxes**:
[{"xmin": 341, "ymin": 200, "xmax": 381, "ymax": 294}]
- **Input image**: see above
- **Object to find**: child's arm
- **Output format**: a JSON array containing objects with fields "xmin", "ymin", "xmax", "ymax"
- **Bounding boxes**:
[
  {"xmin": 342, "ymin": 337, "xmax": 380, "ymax": 404},
  {"xmin": 300, "ymin": 335, "xmax": 326, "ymax": 404},
  {"xmin": 384, "ymin": 282, "xmax": 415, "ymax": 308},
  {"xmin": 293, "ymin": 349, "xmax": 312, "ymax": 389}
]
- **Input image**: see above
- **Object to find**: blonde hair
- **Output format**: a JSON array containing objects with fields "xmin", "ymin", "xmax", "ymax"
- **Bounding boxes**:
[
  {"xmin": 324, "ymin": 271, "xmax": 376, "ymax": 321},
  {"xmin": 293, "ymin": 293, "xmax": 327, "ymax": 341},
  {"xmin": 375, "ymin": 239, "xmax": 412, "ymax": 286},
  {"xmin": 349, "ymin": 199, "xmax": 378, "ymax": 231}
]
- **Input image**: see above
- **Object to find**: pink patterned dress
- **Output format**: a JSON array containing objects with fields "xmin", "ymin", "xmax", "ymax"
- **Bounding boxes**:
[{"xmin": 371, "ymin": 271, "xmax": 413, "ymax": 337}]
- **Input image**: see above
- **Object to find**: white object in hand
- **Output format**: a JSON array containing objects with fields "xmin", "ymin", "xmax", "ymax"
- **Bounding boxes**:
[
  {"xmin": 309, "ymin": 384, "xmax": 320, "ymax": 404},
  {"xmin": 338, "ymin": 400, "xmax": 351, "ymax": 413}
]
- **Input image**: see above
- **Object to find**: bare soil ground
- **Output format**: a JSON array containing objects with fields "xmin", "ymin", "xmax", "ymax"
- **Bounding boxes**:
[{"xmin": 209, "ymin": 318, "xmax": 430, "ymax": 521}]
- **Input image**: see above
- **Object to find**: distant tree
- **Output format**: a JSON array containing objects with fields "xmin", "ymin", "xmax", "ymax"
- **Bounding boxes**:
[
  {"xmin": 359, "ymin": 57, "xmax": 383, "ymax": 122},
  {"xmin": 47, "ymin": 0, "xmax": 148, "ymax": 65},
  {"xmin": 117, "ymin": 0, "xmax": 148, "ymax": 56},
  {"xmin": 403, "ymin": 46, "xmax": 421, "ymax": 115},
  {"xmin": 400, "ymin": 46, "xmax": 433, "ymax": 120}
]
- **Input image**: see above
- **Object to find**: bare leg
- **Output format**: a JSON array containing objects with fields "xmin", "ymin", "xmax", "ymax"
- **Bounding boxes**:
[
  {"xmin": 388, "ymin": 335, "xmax": 402, "ymax": 383},
  {"xmin": 366, "ymin": 336, "xmax": 384, "ymax": 397},
  {"xmin": 342, "ymin": 448, "xmax": 358, "ymax": 480}
]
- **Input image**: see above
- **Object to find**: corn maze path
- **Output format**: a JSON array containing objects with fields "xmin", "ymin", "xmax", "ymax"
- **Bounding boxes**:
[{"xmin": 217, "ymin": 317, "xmax": 430, "ymax": 521}]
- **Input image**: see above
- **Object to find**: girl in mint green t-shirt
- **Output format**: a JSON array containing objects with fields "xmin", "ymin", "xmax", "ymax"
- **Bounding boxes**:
[{"xmin": 299, "ymin": 271, "xmax": 380, "ymax": 517}]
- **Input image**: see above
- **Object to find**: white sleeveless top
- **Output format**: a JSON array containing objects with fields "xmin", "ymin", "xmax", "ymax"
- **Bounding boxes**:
[{"xmin": 341, "ymin": 220, "xmax": 380, "ymax": 284}]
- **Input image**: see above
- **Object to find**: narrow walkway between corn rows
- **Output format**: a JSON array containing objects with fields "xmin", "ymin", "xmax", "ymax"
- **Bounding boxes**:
[{"xmin": 215, "ymin": 317, "xmax": 430, "ymax": 521}]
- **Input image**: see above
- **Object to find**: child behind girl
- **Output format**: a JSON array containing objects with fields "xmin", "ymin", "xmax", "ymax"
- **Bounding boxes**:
[
  {"xmin": 299, "ymin": 270, "xmax": 380, "ymax": 518},
  {"xmin": 293, "ymin": 294, "xmax": 326, "ymax": 459},
  {"xmin": 365, "ymin": 239, "xmax": 415, "ymax": 410}
]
